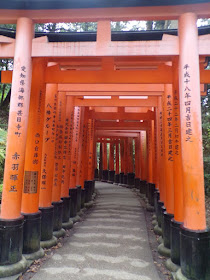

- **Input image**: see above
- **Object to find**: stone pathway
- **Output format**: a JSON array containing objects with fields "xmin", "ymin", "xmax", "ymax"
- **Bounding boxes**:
[{"xmin": 31, "ymin": 182, "xmax": 160, "ymax": 280}]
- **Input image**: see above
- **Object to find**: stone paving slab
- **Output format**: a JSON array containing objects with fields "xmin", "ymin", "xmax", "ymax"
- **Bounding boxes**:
[{"xmin": 31, "ymin": 182, "xmax": 161, "ymax": 280}]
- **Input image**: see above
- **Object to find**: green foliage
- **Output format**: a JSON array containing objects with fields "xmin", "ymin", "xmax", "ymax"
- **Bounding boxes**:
[
  {"xmin": 202, "ymin": 86, "xmax": 210, "ymax": 195},
  {"xmin": 0, "ymin": 128, "xmax": 7, "ymax": 196},
  {"xmin": 0, "ymin": 183, "xmax": 2, "ymax": 200}
]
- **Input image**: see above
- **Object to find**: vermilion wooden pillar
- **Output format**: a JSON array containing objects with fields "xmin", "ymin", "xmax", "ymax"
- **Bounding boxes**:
[
  {"xmin": 69, "ymin": 106, "xmax": 81, "ymax": 221},
  {"xmin": 39, "ymin": 84, "xmax": 58, "ymax": 208},
  {"xmin": 177, "ymin": 13, "xmax": 209, "ymax": 280},
  {"xmin": 115, "ymin": 141, "xmax": 119, "ymax": 174},
  {"xmin": 135, "ymin": 137, "xmax": 139, "ymax": 178},
  {"xmin": 158, "ymin": 84, "xmax": 174, "ymax": 255},
  {"xmin": 21, "ymin": 58, "xmax": 46, "ymax": 259},
  {"xmin": 39, "ymin": 84, "xmax": 58, "ymax": 248},
  {"xmin": 167, "ymin": 58, "xmax": 184, "ymax": 268},
  {"xmin": 120, "ymin": 138, "xmax": 124, "ymax": 174},
  {"xmin": 155, "ymin": 96, "xmax": 166, "ymax": 234},
  {"xmin": 172, "ymin": 59, "xmax": 184, "ymax": 224},
  {"xmin": 61, "ymin": 96, "xmax": 74, "ymax": 198},
  {"xmin": 152, "ymin": 116, "xmax": 156, "ymax": 185},
  {"xmin": 74, "ymin": 106, "xmax": 85, "ymax": 214},
  {"xmin": 155, "ymin": 97, "xmax": 166, "ymax": 236},
  {"xmin": 103, "ymin": 142, "xmax": 108, "ymax": 170},
  {"xmin": 160, "ymin": 96, "xmax": 166, "ymax": 204},
  {"xmin": 60, "ymin": 96, "xmax": 75, "ymax": 230},
  {"xmin": 109, "ymin": 141, "xmax": 114, "ymax": 171},
  {"xmin": 147, "ymin": 123, "xmax": 153, "ymax": 183},
  {"xmin": 51, "ymin": 92, "xmax": 66, "ymax": 237},
  {"xmin": 102, "ymin": 140, "xmax": 108, "ymax": 181},
  {"xmin": 76, "ymin": 107, "xmax": 85, "ymax": 187},
  {"xmin": 156, "ymin": 102, "xmax": 161, "ymax": 193},
  {"xmin": 179, "ymin": 14, "xmax": 206, "ymax": 230},
  {"xmin": 69, "ymin": 107, "xmax": 81, "ymax": 189},
  {"xmin": 21, "ymin": 59, "xmax": 46, "ymax": 214},
  {"xmin": 124, "ymin": 138, "xmax": 128, "ymax": 175},
  {"xmin": 140, "ymin": 131, "xmax": 147, "ymax": 195},
  {"xmin": 92, "ymin": 128, "xmax": 96, "ymax": 181},
  {"xmin": 163, "ymin": 84, "xmax": 174, "ymax": 216},
  {"xmin": 108, "ymin": 140, "xmax": 115, "ymax": 183},
  {"xmin": 1, "ymin": 18, "xmax": 33, "ymax": 219},
  {"xmin": 99, "ymin": 140, "xmax": 103, "ymax": 180},
  {"xmin": 127, "ymin": 137, "xmax": 133, "ymax": 173},
  {"xmin": 52, "ymin": 93, "xmax": 66, "ymax": 202},
  {"xmin": 0, "ymin": 17, "xmax": 33, "ymax": 275},
  {"xmin": 87, "ymin": 119, "xmax": 94, "ymax": 180},
  {"xmin": 82, "ymin": 108, "xmax": 89, "ymax": 183}
]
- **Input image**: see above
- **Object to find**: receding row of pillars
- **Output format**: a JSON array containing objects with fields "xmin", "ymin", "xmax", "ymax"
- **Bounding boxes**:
[
  {"xmin": 0, "ymin": 19, "xmax": 98, "ymax": 278},
  {"xmin": 93, "ymin": 14, "xmax": 210, "ymax": 280}
]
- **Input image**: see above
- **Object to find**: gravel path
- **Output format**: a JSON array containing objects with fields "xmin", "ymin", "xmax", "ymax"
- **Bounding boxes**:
[{"xmin": 30, "ymin": 182, "xmax": 161, "ymax": 280}]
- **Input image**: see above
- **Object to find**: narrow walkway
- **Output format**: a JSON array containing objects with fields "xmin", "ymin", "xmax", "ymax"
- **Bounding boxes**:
[{"xmin": 31, "ymin": 182, "xmax": 160, "ymax": 280}]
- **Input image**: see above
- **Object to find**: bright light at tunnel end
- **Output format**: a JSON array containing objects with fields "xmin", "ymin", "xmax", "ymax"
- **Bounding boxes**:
[
  {"xmin": 119, "ymin": 96, "xmax": 148, "ymax": 99},
  {"xmin": 83, "ymin": 96, "xmax": 111, "ymax": 99}
]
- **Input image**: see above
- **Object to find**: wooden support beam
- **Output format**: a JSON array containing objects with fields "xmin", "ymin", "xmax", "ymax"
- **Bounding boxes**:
[
  {"xmin": 1, "ymin": 67, "xmax": 209, "ymax": 87},
  {"xmin": 90, "ymin": 111, "xmax": 155, "ymax": 120},
  {"xmin": 66, "ymin": 91, "xmax": 162, "ymax": 96},
  {"xmin": 60, "ymin": 84, "xmax": 164, "ymax": 92},
  {"xmin": 44, "ymin": 65, "xmax": 173, "ymax": 84},
  {"xmin": 95, "ymin": 121, "xmax": 148, "ymax": 130},
  {"xmin": 0, "ymin": 34, "xmax": 210, "ymax": 58},
  {"xmin": 74, "ymin": 96, "xmax": 158, "ymax": 107},
  {"xmin": 96, "ymin": 131, "xmax": 139, "ymax": 137}
]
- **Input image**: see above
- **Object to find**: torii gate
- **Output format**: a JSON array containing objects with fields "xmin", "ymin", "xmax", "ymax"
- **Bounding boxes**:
[{"xmin": 0, "ymin": 1, "xmax": 209, "ymax": 280}]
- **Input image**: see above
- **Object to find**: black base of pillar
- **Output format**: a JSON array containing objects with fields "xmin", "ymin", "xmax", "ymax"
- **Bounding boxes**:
[
  {"xmin": 84, "ymin": 180, "xmax": 92, "ymax": 203},
  {"xmin": 157, "ymin": 201, "xmax": 164, "ymax": 227},
  {"xmin": 92, "ymin": 180, "xmax": 95, "ymax": 195},
  {"xmin": 123, "ymin": 174, "xmax": 128, "ymax": 185},
  {"xmin": 39, "ymin": 206, "xmax": 54, "ymax": 241},
  {"xmin": 135, "ymin": 178, "xmax": 140, "ymax": 189},
  {"xmin": 52, "ymin": 200, "xmax": 64, "ymax": 232},
  {"xmin": 160, "ymin": 205, "xmax": 166, "ymax": 230},
  {"xmin": 108, "ymin": 170, "xmax": 115, "ymax": 183},
  {"xmin": 127, "ymin": 172, "xmax": 135, "ymax": 188},
  {"xmin": 119, "ymin": 172, "xmax": 124, "ymax": 184},
  {"xmin": 94, "ymin": 168, "xmax": 99, "ymax": 180},
  {"xmin": 39, "ymin": 206, "xmax": 57, "ymax": 248},
  {"xmin": 114, "ymin": 174, "xmax": 120, "ymax": 184},
  {"xmin": 171, "ymin": 219, "xmax": 182, "ymax": 266},
  {"xmin": 148, "ymin": 183, "xmax": 156, "ymax": 206},
  {"xmin": 154, "ymin": 191, "xmax": 160, "ymax": 217},
  {"xmin": 0, "ymin": 216, "xmax": 24, "ymax": 265},
  {"xmin": 102, "ymin": 170, "xmax": 109, "ymax": 182},
  {"xmin": 99, "ymin": 169, "xmax": 102, "ymax": 181},
  {"xmin": 22, "ymin": 211, "xmax": 42, "ymax": 256},
  {"xmin": 76, "ymin": 186, "xmax": 82, "ymax": 212},
  {"xmin": 69, "ymin": 188, "xmax": 77, "ymax": 218},
  {"xmin": 146, "ymin": 182, "xmax": 150, "ymax": 199},
  {"xmin": 180, "ymin": 225, "xmax": 210, "ymax": 280},
  {"xmin": 0, "ymin": 216, "xmax": 27, "ymax": 278},
  {"xmin": 140, "ymin": 180, "xmax": 147, "ymax": 195},
  {"xmin": 61, "ymin": 197, "xmax": 71, "ymax": 223},
  {"xmin": 81, "ymin": 189, "xmax": 85, "ymax": 209},
  {"xmin": 163, "ymin": 212, "xmax": 174, "ymax": 249}
]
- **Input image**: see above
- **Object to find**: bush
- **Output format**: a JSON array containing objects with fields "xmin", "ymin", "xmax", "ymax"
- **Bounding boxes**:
[{"xmin": 0, "ymin": 128, "xmax": 7, "ymax": 191}]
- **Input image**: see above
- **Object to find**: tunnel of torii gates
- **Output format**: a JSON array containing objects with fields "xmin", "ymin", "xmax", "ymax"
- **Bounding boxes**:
[{"xmin": 0, "ymin": 1, "xmax": 210, "ymax": 280}]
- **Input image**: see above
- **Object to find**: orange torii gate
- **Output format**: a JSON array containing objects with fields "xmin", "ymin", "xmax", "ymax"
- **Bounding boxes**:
[{"xmin": 0, "ymin": 2, "xmax": 209, "ymax": 280}]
